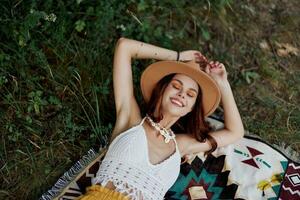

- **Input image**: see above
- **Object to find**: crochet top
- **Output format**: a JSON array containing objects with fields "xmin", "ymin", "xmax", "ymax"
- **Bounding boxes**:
[{"xmin": 92, "ymin": 117, "xmax": 181, "ymax": 200}]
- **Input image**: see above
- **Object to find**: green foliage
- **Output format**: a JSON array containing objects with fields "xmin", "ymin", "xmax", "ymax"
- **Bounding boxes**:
[
  {"xmin": 241, "ymin": 71, "xmax": 260, "ymax": 84},
  {"xmin": 75, "ymin": 20, "xmax": 86, "ymax": 32},
  {"xmin": 0, "ymin": 0, "xmax": 299, "ymax": 199},
  {"xmin": 27, "ymin": 91, "xmax": 48, "ymax": 115},
  {"xmin": 0, "ymin": 75, "xmax": 8, "ymax": 85}
]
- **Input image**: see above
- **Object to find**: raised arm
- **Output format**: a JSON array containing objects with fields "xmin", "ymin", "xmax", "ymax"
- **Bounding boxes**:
[
  {"xmin": 111, "ymin": 37, "xmax": 179, "ymax": 141},
  {"xmin": 208, "ymin": 80, "xmax": 244, "ymax": 146},
  {"xmin": 178, "ymin": 59, "xmax": 245, "ymax": 155}
]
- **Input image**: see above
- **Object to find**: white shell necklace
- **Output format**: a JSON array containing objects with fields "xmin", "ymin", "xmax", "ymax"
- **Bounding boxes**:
[{"xmin": 145, "ymin": 115, "xmax": 176, "ymax": 144}]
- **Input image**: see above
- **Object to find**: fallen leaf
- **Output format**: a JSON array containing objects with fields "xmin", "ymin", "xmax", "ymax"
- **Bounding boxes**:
[
  {"xmin": 275, "ymin": 42, "xmax": 299, "ymax": 57},
  {"xmin": 277, "ymin": 49, "xmax": 289, "ymax": 57}
]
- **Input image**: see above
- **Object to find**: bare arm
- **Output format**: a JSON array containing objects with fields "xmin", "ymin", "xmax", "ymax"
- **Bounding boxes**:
[
  {"xmin": 178, "ymin": 61, "xmax": 244, "ymax": 155},
  {"xmin": 190, "ymin": 81, "xmax": 244, "ymax": 153},
  {"xmin": 111, "ymin": 37, "xmax": 178, "ymax": 141}
]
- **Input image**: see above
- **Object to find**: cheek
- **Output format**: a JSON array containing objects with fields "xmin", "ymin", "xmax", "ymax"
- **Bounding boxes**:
[
  {"xmin": 187, "ymin": 98, "xmax": 197, "ymax": 110},
  {"xmin": 166, "ymin": 84, "xmax": 176, "ymax": 92},
  {"xmin": 160, "ymin": 89, "xmax": 170, "ymax": 107},
  {"xmin": 161, "ymin": 91, "xmax": 171, "ymax": 105},
  {"xmin": 163, "ymin": 85, "xmax": 176, "ymax": 97}
]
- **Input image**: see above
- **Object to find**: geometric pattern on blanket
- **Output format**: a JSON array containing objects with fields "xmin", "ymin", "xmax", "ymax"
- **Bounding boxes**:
[
  {"xmin": 165, "ymin": 137, "xmax": 291, "ymax": 200},
  {"xmin": 40, "ymin": 118, "xmax": 300, "ymax": 200},
  {"xmin": 280, "ymin": 162, "xmax": 300, "ymax": 199}
]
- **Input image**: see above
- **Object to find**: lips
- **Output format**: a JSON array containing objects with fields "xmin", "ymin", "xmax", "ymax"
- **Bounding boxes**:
[{"xmin": 170, "ymin": 97, "xmax": 184, "ymax": 107}]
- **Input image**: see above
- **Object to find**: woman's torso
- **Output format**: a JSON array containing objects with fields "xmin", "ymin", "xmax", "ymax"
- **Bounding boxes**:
[{"xmin": 92, "ymin": 117, "xmax": 181, "ymax": 200}]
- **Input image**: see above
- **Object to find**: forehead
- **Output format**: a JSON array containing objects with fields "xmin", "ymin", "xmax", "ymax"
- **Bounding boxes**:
[{"xmin": 172, "ymin": 74, "xmax": 199, "ymax": 91}]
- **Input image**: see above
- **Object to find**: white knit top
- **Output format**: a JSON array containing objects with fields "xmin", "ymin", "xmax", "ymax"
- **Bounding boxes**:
[{"xmin": 92, "ymin": 117, "xmax": 181, "ymax": 200}]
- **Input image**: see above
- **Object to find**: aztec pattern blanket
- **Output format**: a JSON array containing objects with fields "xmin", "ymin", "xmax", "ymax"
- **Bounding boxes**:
[{"xmin": 40, "ymin": 118, "xmax": 300, "ymax": 200}]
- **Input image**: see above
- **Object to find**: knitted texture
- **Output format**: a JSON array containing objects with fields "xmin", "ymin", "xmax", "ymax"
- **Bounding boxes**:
[{"xmin": 92, "ymin": 118, "xmax": 181, "ymax": 200}]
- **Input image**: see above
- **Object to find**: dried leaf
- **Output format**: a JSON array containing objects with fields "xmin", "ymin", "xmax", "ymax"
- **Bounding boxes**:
[
  {"xmin": 275, "ymin": 42, "xmax": 299, "ymax": 57},
  {"xmin": 277, "ymin": 49, "xmax": 289, "ymax": 57}
]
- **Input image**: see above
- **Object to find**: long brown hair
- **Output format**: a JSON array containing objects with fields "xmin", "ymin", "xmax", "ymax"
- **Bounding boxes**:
[{"xmin": 146, "ymin": 74, "xmax": 217, "ymax": 156}]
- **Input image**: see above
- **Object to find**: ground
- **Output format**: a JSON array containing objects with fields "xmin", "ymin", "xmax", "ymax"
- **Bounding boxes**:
[{"xmin": 0, "ymin": 0, "xmax": 299, "ymax": 199}]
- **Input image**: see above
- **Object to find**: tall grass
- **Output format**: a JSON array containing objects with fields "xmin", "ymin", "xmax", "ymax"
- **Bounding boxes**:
[{"xmin": 0, "ymin": 0, "xmax": 299, "ymax": 199}]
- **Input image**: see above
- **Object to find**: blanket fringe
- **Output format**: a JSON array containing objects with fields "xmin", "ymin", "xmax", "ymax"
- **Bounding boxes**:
[
  {"xmin": 39, "ymin": 148, "xmax": 102, "ymax": 200},
  {"xmin": 274, "ymin": 142, "xmax": 300, "ymax": 163}
]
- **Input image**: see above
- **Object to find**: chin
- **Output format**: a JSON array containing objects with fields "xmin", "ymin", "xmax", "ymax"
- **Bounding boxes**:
[{"xmin": 164, "ymin": 104, "xmax": 188, "ymax": 117}]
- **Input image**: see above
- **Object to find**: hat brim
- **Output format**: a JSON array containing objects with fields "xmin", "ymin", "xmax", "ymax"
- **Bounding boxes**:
[{"xmin": 140, "ymin": 61, "xmax": 221, "ymax": 117}]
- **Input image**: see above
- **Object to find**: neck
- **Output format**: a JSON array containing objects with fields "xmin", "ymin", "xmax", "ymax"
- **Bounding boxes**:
[{"xmin": 153, "ymin": 112, "xmax": 179, "ymax": 129}]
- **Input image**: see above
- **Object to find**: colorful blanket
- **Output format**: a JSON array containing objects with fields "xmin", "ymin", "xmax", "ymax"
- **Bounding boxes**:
[
  {"xmin": 40, "ymin": 118, "xmax": 300, "ymax": 200},
  {"xmin": 165, "ymin": 136, "xmax": 300, "ymax": 200}
]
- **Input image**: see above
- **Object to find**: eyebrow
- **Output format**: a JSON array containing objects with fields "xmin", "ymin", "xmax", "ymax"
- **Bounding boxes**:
[{"xmin": 172, "ymin": 79, "xmax": 198, "ymax": 93}]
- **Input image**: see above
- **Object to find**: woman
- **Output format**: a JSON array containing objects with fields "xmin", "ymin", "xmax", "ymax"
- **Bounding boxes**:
[{"xmin": 78, "ymin": 37, "xmax": 244, "ymax": 200}]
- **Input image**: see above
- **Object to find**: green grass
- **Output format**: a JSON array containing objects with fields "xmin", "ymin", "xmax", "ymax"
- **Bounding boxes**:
[{"xmin": 0, "ymin": 0, "xmax": 299, "ymax": 199}]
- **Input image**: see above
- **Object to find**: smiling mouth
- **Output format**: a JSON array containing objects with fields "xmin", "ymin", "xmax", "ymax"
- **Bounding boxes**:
[{"xmin": 170, "ymin": 97, "xmax": 184, "ymax": 107}]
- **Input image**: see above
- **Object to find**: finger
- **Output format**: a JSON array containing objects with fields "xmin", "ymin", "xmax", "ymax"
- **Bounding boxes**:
[
  {"xmin": 214, "ymin": 63, "xmax": 221, "ymax": 68},
  {"xmin": 216, "ymin": 63, "xmax": 225, "ymax": 70},
  {"xmin": 209, "ymin": 61, "xmax": 216, "ymax": 68},
  {"xmin": 194, "ymin": 54, "xmax": 203, "ymax": 61},
  {"xmin": 194, "ymin": 54, "xmax": 201, "ymax": 60},
  {"xmin": 205, "ymin": 64, "xmax": 210, "ymax": 74},
  {"xmin": 214, "ymin": 62, "xmax": 220, "ymax": 68},
  {"xmin": 194, "ymin": 52, "xmax": 207, "ymax": 61},
  {"xmin": 207, "ymin": 62, "xmax": 212, "ymax": 68},
  {"xmin": 194, "ymin": 52, "xmax": 201, "ymax": 58},
  {"xmin": 194, "ymin": 52, "xmax": 203, "ymax": 57}
]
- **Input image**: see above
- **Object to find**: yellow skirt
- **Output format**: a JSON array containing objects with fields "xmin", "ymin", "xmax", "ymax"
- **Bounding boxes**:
[{"xmin": 77, "ymin": 185, "xmax": 129, "ymax": 200}]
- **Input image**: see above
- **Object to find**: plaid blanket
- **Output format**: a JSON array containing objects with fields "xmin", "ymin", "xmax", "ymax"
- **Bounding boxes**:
[{"xmin": 40, "ymin": 118, "xmax": 300, "ymax": 200}]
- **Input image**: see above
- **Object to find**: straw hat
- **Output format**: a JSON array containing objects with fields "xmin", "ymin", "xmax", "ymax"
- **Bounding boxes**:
[{"xmin": 140, "ymin": 60, "xmax": 221, "ymax": 117}]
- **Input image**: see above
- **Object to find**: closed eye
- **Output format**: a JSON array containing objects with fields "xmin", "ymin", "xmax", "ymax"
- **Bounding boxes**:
[
  {"xmin": 171, "ymin": 79, "xmax": 198, "ymax": 97},
  {"xmin": 172, "ymin": 82, "xmax": 181, "ymax": 90},
  {"xmin": 187, "ymin": 92, "xmax": 196, "ymax": 98}
]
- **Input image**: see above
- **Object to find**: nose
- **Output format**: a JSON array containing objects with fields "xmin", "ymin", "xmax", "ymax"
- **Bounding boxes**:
[{"xmin": 177, "ymin": 91, "xmax": 185, "ymax": 99}]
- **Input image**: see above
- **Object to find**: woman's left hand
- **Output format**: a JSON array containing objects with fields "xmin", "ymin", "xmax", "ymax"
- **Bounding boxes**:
[{"xmin": 204, "ymin": 61, "xmax": 228, "ymax": 86}]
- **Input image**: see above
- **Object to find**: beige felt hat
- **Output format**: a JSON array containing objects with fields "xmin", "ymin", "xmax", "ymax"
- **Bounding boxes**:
[{"xmin": 140, "ymin": 60, "xmax": 221, "ymax": 117}]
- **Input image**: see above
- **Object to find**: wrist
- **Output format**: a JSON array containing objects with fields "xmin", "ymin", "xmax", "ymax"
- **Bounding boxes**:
[
  {"xmin": 218, "ymin": 80, "xmax": 231, "ymax": 89},
  {"xmin": 167, "ymin": 50, "xmax": 178, "ymax": 61},
  {"xmin": 218, "ymin": 81, "xmax": 233, "ymax": 97}
]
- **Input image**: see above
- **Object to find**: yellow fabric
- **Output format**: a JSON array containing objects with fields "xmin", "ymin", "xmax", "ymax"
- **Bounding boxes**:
[{"xmin": 77, "ymin": 185, "xmax": 129, "ymax": 200}]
